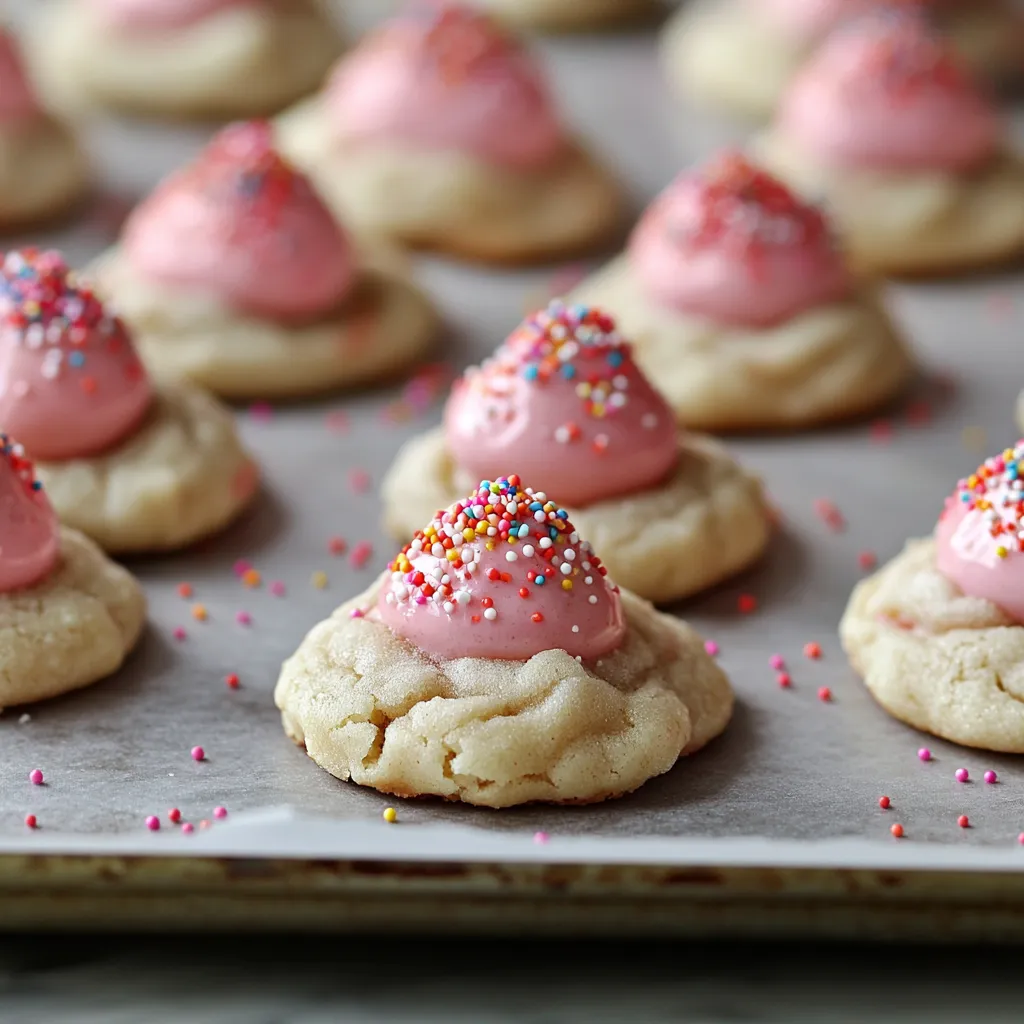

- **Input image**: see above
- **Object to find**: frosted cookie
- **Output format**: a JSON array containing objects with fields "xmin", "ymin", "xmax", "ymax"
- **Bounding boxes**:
[
  {"xmin": 27, "ymin": 0, "xmax": 343, "ymax": 121},
  {"xmin": 0, "ymin": 249, "xmax": 257, "ymax": 554},
  {"xmin": 0, "ymin": 438, "xmax": 145, "ymax": 709},
  {"xmin": 572, "ymin": 153, "xmax": 913, "ymax": 431},
  {"xmin": 0, "ymin": 28, "xmax": 88, "ymax": 229},
  {"xmin": 473, "ymin": 0, "xmax": 661, "ymax": 33},
  {"xmin": 91, "ymin": 121, "xmax": 438, "ymax": 400},
  {"xmin": 275, "ymin": 2, "xmax": 625, "ymax": 265},
  {"xmin": 756, "ymin": 13, "xmax": 1024, "ymax": 277},
  {"xmin": 383, "ymin": 302, "xmax": 771, "ymax": 603},
  {"xmin": 663, "ymin": 0, "xmax": 1024, "ymax": 121},
  {"xmin": 275, "ymin": 475, "xmax": 733, "ymax": 807},
  {"xmin": 841, "ymin": 441, "xmax": 1024, "ymax": 753}
]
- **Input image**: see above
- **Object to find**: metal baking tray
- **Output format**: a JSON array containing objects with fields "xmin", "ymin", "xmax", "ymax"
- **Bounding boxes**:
[{"xmin": 4, "ymin": 0, "xmax": 1024, "ymax": 939}]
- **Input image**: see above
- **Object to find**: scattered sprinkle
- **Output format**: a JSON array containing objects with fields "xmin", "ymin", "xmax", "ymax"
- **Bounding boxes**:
[
  {"xmin": 383, "ymin": 807, "xmax": 398, "ymax": 824},
  {"xmin": 248, "ymin": 401, "xmax": 274, "ymax": 422},
  {"xmin": 328, "ymin": 536, "xmax": 348, "ymax": 556},
  {"xmin": 311, "ymin": 570, "xmax": 328, "ymax": 589},
  {"xmin": 225, "ymin": 673, "xmax": 240, "ymax": 690},
  {"xmin": 533, "ymin": 831, "xmax": 550, "ymax": 845},
  {"xmin": 182, "ymin": 822, "xmax": 194, "ymax": 835},
  {"xmin": 817, "ymin": 686, "xmax": 832, "ymax": 702},
  {"xmin": 24, "ymin": 814, "xmax": 36, "ymax": 829},
  {"xmin": 813, "ymin": 499, "xmax": 845, "ymax": 533},
  {"xmin": 235, "ymin": 611, "xmax": 252, "ymax": 626},
  {"xmin": 269, "ymin": 581, "xmax": 286, "ymax": 597},
  {"xmin": 191, "ymin": 603, "xmax": 208, "ymax": 622},
  {"xmin": 858, "ymin": 551, "xmax": 878, "ymax": 571},
  {"xmin": 985, "ymin": 770, "xmax": 998, "ymax": 784},
  {"xmin": 737, "ymin": 593, "xmax": 757, "ymax": 614},
  {"xmin": 769, "ymin": 654, "xmax": 785, "ymax": 670},
  {"xmin": 704, "ymin": 640, "xmax": 719, "ymax": 656},
  {"xmin": 325, "ymin": 410, "xmax": 350, "ymax": 433},
  {"xmin": 28, "ymin": 769, "xmax": 43, "ymax": 786},
  {"xmin": 958, "ymin": 815, "xmax": 970, "ymax": 829},
  {"xmin": 350, "ymin": 541, "xmax": 374, "ymax": 570},
  {"xmin": 878, "ymin": 796, "xmax": 890, "ymax": 809},
  {"xmin": 168, "ymin": 808, "xmax": 182, "ymax": 824},
  {"xmin": 145, "ymin": 815, "xmax": 160, "ymax": 832},
  {"xmin": 172, "ymin": 627, "xmax": 187, "ymax": 642},
  {"xmin": 233, "ymin": 560, "xmax": 251, "ymax": 578},
  {"xmin": 890, "ymin": 823, "xmax": 904, "ymax": 838},
  {"xmin": 349, "ymin": 468, "xmax": 371, "ymax": 493},
  {"xmin": 191, "ymin": 746, "xmax": 205, "ymax": 763},
  {"xmin": 777, "ymin": 672, "xmax": 792, "ymax": 688},
  {"xmin": 177, "ymin": 583, "xmax": 193, "ymax": 599},
  {"xmin": 918, "ymin": 748, "xmax": 932, "ymax": 762},
  {"xmin": 242, "ymin": 569, "xmax": 261, "ymax": 589},
  {"xmin": 213, "ymin": 806, "xmax": 228, "ymax": 820},
  {"xmin": 803, "ymin": 642, "xmax": 822, "ymax": 660},
  {"xmin": 955, "ymin": 768, "xmax": 969, "ymax": 783}
]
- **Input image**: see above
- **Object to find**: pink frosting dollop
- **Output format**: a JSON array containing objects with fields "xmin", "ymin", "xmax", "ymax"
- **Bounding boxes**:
[
  {"xmin": 326, "ymin": 2, "xmax": 565, "ymax": 171},
  {"xmin": 935, "ymin": 443, "xmax": 1024, "ymax": 624},
  {"xmin": 444, "ymin": 301, "xmax": 678, "ymax": 508},
  {"xmin": 90, "ymin": 0, "xmax": 256, "ymax": 32},
  {"xmin": 0, "ymin": 250, "xmax": 152, "ymax": 463},
  {"xmin": 629, "ymin": 152, "xmax": 851, "ymax": 327},
  {"xmin": 0, "ymin": 435, "xmax": 60, "ymax": 593},
  {"xmin": 377, "ymin": 475, "xmax": 626, "ymax": 661},
  {"xmin": 0, "ymin": 29, "xmax": 41, "ymax": 125},
  {"xmin": 777, "ymin": 11, "xmax": 1001, "ymax": 173},
  {"xmin": 122, "ymin": 121, "xmax": 356, "ymax": 322}
]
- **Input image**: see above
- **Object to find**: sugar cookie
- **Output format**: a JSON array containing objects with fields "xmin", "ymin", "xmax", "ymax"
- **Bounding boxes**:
[
  {"xmin": 841, "ymin": 441, "xmax": 1024, "ymax": 752},
  {"xmin": 383, "ymin": 302, "xmax": 770, "ymax": 603},
  {"xmin": 0, "ymin": 249, "xmax": 257, "ymax": 554},
  {"xmin": 0, "ymin": 439, "xmax": 145, "ymax": 709},
  {"xmin": 573, "ymin": 153, "xmax": 913, "ymax": 431},
  {"xmin": 27, "ymin": 0, "xmax": 342, "ymax": 121},
  {"xmin": 755, "ymin": 13, "xmax": 1024, "ymax": 277},
  {"xmin": 276, "ymin": 3, "xmax": 624, "ymax": 265},
  {"xmin": 276, "ymin": 476, "xmax": 732, "ymax": 807},
  {"xmin": 91, "ymin": 121, "xmax": 438, "ymax": 400}
]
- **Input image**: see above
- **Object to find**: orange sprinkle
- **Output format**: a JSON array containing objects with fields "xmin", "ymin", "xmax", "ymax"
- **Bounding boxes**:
[
  {"xmin": 191, "ymin": 604, "xmax": 208, "ymax": 622},
  {"xmin": 242, "ymin": 569, "xmax": 261, "ymax": 588}
]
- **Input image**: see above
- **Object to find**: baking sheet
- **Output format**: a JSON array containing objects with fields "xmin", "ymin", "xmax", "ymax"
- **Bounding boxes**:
[{"xmin": 4, "ymin": 0, "xmax": 1024, "ymax": 880}]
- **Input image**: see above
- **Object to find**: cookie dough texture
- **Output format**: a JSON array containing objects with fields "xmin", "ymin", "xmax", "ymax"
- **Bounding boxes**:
[
  {"xmin": 755, "ymin": 139, "xmax": 1024, "ymax": 277},
  {"xmin": 28, "ymin": 0, "xmax": 342, "ymax": 120},
  {"xmin": 475, "ymin": 0, "xmax": 662, "ymax": 32},
  {"xmin": 840, "ymin": 538, "xmax": 1024, "ymax": 752},
  {"xmin": 573, "ymin": 257, "xmax": 913, "ymax": 430},
  {"xmin": 0, "ymin": 527, "xmax": 146, "ymax": 709},
  {"xmin": 0, "ymin": 117, "xmax": 88, "ymax": 228},
  {"xmin": 36, "ymin": 385, "xmax": 257, "ymax": 554},
  {"xmin": 91, "ymin": 249, "xmax": 438, "ymax": 400},
  {"xmin": 382, "ymin": 430, "xmax": 770, "ymax": 604},
  {"xmin": 275, "ymin": 102, "xmax": 625, "ymax": 265},
  {"xmin": 275, "ymin": 583, "xmax": 733, "ymax": 807}
]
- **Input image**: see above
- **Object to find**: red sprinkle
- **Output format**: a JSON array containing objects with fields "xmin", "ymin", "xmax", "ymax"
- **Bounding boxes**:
[
  {"xmin": 958, "ymin": 815, "xmax": 970, "ymax": 829},
  {"xmin": 817, "ymin": 686, "xmax": 832, "ymax": 702},
  {"xmin": 858, "ymin": 551, "xmax": 878, "ymax": 571},
  {"xmin": 328, "ymin": 536, "xmax": 348, "ymax": 556},
  {"xmin": 350, "ymin": 541, "xmax": 373, "ymax": 570},
  {"xmin": 777, "ymin": 673, "xmax": 792, "ymax": 689},
  {"xmin": 531, "ymin": 612, "xmax": 544, "ymax": 623},
  {"xmin": 891, "ymin": 823, "xmax": 904, "ymax": 838},
  {"xmin": 813, "ymin": 499, "xmax": 845, "ymax": 533},
  {"xmin": 879, "ymin": 796, "xmax": 891, "ymax": 809},
  {"xmin": 225, "ymin": 673, "xmax": 240, "ymax": 690},
  {"xmin": 737, "ymin": 594, "xmax": 758, "ymax": 614},
  {"xmin": 177, "ymin": 582, "xmax": 193, "ymax": 599},
  {"xmin": 168, "ymin": 808, "xmax": 182, "ymax": 824},
  {"xmin": 24, "ymin": 814, "xmax": 36, "ymax": 829},
  {"xmin": 803, "ymin": 642, "xmax": 822, "ymax": 660}
]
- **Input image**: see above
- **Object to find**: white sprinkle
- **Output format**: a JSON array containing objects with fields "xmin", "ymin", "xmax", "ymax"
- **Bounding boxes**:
[
  {"xmin": 584, "ymin": 576, "xmax": 594, "ymax": 585},
  {"xmin": 506, "ymin": 551, "xmax": 518, "ymax": 562},
  {"xmin": 572, "ymin": 625, "xmax": 580, "ymax": 633},
  {"xmin": 539, "ymin": 538, "xmax": 553, "ymax": 549},
  {"xmin": 564, "ymin": 549, "xmax": 576, "ymax": 562},
  {"xmin": 588, "ymin": 595, "xmax": 598, "ymax": 605},
  {"xmin": 560, "ymin": 563, "xmax": 572, "ymax": 575},
  {"xmin": 443, "ymin": 602, "xmax": 454, "ymax": 614},
  {"xmin": 522, "ymin": 544, "xmax": 535, "ymax": 557}
]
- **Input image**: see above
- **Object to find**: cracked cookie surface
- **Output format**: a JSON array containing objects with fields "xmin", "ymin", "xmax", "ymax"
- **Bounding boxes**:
[
  {"xmin": 275, "ymin": 581, "xmax": 732, "ymax": 807},
  {"xmin": 840, "ymin": 538, "xmax": 1024, "ymax": 752}
]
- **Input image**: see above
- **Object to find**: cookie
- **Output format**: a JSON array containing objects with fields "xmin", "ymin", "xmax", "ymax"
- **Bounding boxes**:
[{"xmin": 475, "ymin": 0, "xmax": 662, "ymax": 33}]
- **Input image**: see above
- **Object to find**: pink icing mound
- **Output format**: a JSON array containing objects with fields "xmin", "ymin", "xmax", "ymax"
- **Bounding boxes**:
[
  {"xmin": 777, "ymin": 10, "xmax": 1000, "ymax": 172},
  {"xmin": 327, "ymin": 1, "xmax": 564, "ymax": 171},
  {"xmin": 629, "ymin": 152, "xmax": 851, "ymax": 327},
  {"xmin": 0, "ymin": 250, "xmax": 152, "ymax": 463},
  {"xmin": 936, "ymin": 442, "xmax": 1024, "ymax": 625},
  {"xmin": 122, "ymin": 121, "xmax": 356, "ymax": 322},
  {"xmin": 377, "ymin": 475, "xmax": 627, "ymax": 661},
  {"xmin": 0, "ymin": 435, "xmax": 60, "ymax": 592},
  {"xmin": 444, "ymin": 301, "xmax": 677, "ymax": 508},
  {"xmin": 0, "ymin": 29, "xmax": 41, "ymax": 125},
  {"xmin": 91, "ymin": 0, "xmax": 255, "ymax": 32},
  {"xmin": 759, "ymin": 0, "xmax": 927, "ymax": 42}
]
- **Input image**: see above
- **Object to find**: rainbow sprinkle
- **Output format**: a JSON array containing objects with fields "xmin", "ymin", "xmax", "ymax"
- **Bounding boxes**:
[
  {"xmin": 0, "ymin": 434, "xmax": 45, "ymax": 497},
  {"xmin": 952, "ymin": 441, "xmax": 1024, "ymax": 559}
]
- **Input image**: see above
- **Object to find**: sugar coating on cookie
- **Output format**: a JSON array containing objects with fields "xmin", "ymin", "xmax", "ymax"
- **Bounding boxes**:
[
  {"xmin": 936, "ymin": 440, "xmax": 1024, "ymax": 622},
  {"xmin": 444, "ymin": 301, "xmax": 677, "ymax": 506},
  {"xmin": 327, "ymin": 1, "xmax": 564, "ymax": 170},
  {"xmin": 122, "ymin": 120, "xmax": 355, "ymax": 321},
  {"xmin": 379, "ymin": 474, "xmax": 626, "ymax": 660},
  {"xmin": 0, "ymin": 249, "xmax": 152, "ymax": 461},
  {"xmin": 0, "ymin": 434, "xmax": 59, "ymax": 591},
  {"xmin": 777, "ymin": 10, "xmax": 1000, "ymax": 172},
  {"xmin": 629, "ymin": 152, "xmax": 851, "ymax": 326}
]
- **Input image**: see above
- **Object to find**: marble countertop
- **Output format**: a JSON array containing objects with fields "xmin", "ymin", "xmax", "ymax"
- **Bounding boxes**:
[{"xmin": 0, "ymin": 935, "xmax": 1021, "ymax": 1022}]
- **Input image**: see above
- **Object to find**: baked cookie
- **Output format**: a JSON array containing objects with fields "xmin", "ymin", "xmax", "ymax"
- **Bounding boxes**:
[
  {"xmin": 0, "ymin": 439, "xmax": 146, "ymax": 709},
  {"xmin": 91, "ymin": 121, "xmax": 438, "ymax": 400},
  {"xmin": 572, "ymin": 153, "xmax": 913, "ymax": 431},
  {"xmin": 27, "ymin": 0, "xmax": 343, "ymax": 121},
  {"xmin": 275, "ymin": 2, "xmax": 625, "ymax": 265},
  {"xmin": 383, "ymin": 301, "xmax": 771, "ymax": 603},
  {"xmin": 755, "ymin": 13, "xmax": 1024, "ymax": 277},
  {"xmin": 663, "ymin": 0, "xmax": 1024, "ymax": 121},
  {"xmin": 473, "ymin": 0, "xmax": 662, "ymax": 33},
  {"xmin": 0, "ymin": 249, "xmax": 257, "ymax": 554},
  {"xmin": 276, "ymin": 476, "xmax": 733, "ymax": 807},
  {"xmin": 0, "ymin": 28, "xmax": 88, "ymax": 229},
  {"xmin": 841, "ymin": 441, "xmax": 1024, "ymax": 753}
]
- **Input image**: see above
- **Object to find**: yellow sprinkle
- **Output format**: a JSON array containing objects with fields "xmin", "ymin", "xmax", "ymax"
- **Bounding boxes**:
[
  {"xmin": 561, "ymin": 579, "xmax": 572, "ymax": 591},
  {"xmin": 191, "ymin": 604, "xmax": 208, "ymax": 622},
  {"xmin": 311, "ymin": 570, "xmax": 328, "ymax": 589},
  {"xmin": 485, "ymin": 541, "xmax": 495, "ymax": 551},
  {"xmin": 997, "ymin": 546, "xmax": 1009, "ymax": 559},
  {"xmin": 462, "ymin": 528, "xmax": 475, "ymax": 541},
  {"xmin": 475, "ymin": 521, "xmax": 488, "ymax": 534},
  {"xmin": 383, "ymin": 807, "xmax": 398, "ymax": 823},
  {"xmin": 446, "ymin": 549, "xmax": 459, "ymax": 562},
  {"xmin": 592, "ymin": 404, "xmax": 606, "ymax": 418}
]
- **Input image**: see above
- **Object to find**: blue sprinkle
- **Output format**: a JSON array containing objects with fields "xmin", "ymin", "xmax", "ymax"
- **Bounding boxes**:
[
  {"xmin": 607, "ymin": 351, "xmax": 624, "ymax": 368},
  {"xmin": 529, "ymin": 502, "xmax": 543, "ymax": 511},
  {"xmin": 522, "ymin": 366, "xmax": 539, "ymax": 381},
  {"xmin": 31, "ymin": 480, "xmax": 41, "ymax": 491},
  {"xmin": 517, "ymin": 524, "xmax": 530, "ymax": 538},
  {"xmin": 535, "ymin": 575, "xmax": 546, "ymax": 586},
  {"xmin": 556, "ymin": 509, "xmax": 569, "ymax": 520},
  {"xmin": 68, "ymin": 351, "xmax": 85, "ymax": 368},
  {"xmin": 561, "ymin": 365, "xmax": 576, "ymax": 380}
]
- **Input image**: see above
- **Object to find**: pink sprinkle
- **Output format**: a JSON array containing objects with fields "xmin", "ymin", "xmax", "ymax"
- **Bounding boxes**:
[
  {"xmin": 248, "ymin": 401, "xmax": 274, "ymax": 422},
  {"xmin": 28, "ymin": 769, "xmax": 43, "ymax": 785},
  {"xmin": 168, "ymin": 808, "xmax": 182, "ymax": 824},
  {"xmin": 328, "ymin": 536, "xmax": 348, "ymax": 556},
  {"xmin": 213, "ymin": 806, "xmax": 228, "ymax": 820},
  {"xmin": 348, "ymin": 468, "xmax": 371, "ymax": 493},
  {"xmin": 350, "ymin": 608, "xmax": 365, "ymax": 619},
  {"xmin": 145, "ymin": 815, "xmax": 160, "ymax": 831},
  {"xmin": 235, "ymin": 611, "xmax": 252, "ymax": 626},
  {"xmin": 985, "ymin": 770, "xmax": 998, "ymax": 784},
  {"xmin": 199, "ymin": 819, "xmax": 210, "ymax": 830},
  {"xmin": 24, "ymin": 814, "xmax": 36, "ymax": 829},
  {"xmin": 232, "ymin": 559, "xmax": 252, "ymax": 578},
  {"xmin": 769, "ymin": 654, "xmax": 785, "ymax": 670},
  {"xmin": 533, "ymin": 831, "xmax": 549, "ymax": 844},
  {"xmin": 858, "ymin": 551, "xmax": 878, "ymax": 571},
  {"xmin": 813, "ymin": 499, "xmax": 845, "ymax": 533},
  {"xmin": 918, "ymin": 748, "xmax": 932, "ymax": 762},
  {"xmin": 191, "ymin": 746, "xmax": 205, "ymax": 762},
  {"xmin": 817, "ymin": 686, "xmax": 832, "ymax": 703},
  {"xmin": 704, "ymin": 640, "xmax": 719, "ymax": 656},
  {"xmin": 870, "ymin": 419, "xmax": 894, "ymax": 443},
  {"xmin": 777, "ymin": 672, "xmax": 792, "ymax": 689},
  {"xmin": 182, "ymin": 822, "xmax": 194, "ymax": 835},
  {"xmin": 325, "ymin": 410, "xmax": 350, "ymax": 433},
  {"xmin": 350, "ymin": 541, "xmax": 373, "ymax": 570},
  {"xmin": 172, "ymin": 627, "xmax": 187, "ymax": 642},
  {"xmin": 269, "ymin": 581, "xmax": 286, "ymax": 597},
  {"xmin": 958, "ymin": 814, "xmax": 970, "ymax": 829},
  {"xmin": 955, "ymin": 768, "xmax": 969, "ymax": 783}
]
